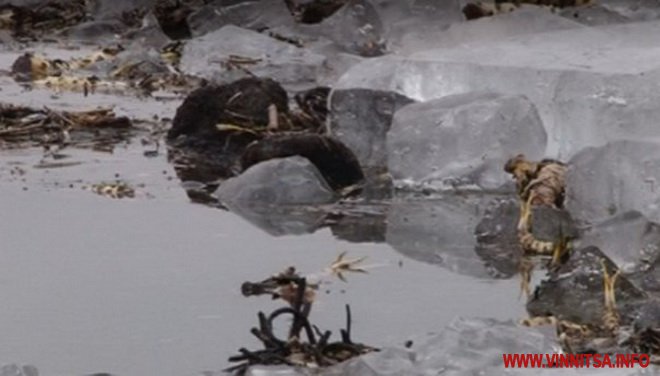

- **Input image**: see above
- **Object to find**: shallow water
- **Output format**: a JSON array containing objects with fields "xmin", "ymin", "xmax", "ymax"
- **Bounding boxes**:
[{"xmin": 0, "ymin": 139, "xmax": 528, "ymax": 376}]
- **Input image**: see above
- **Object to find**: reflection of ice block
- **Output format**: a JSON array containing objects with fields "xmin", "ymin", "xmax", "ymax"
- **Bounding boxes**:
[
  {"xmin": 566, "ymin": 140, "xmax": 660, "ymax": 225},
  {"xmin": 336, "ymin": 21, "xmax": 660, "ymax": 158},
  {"xmin": 386, "ymin": 195, "xmax": 502, "ymax": 278},
  {"xmin": 388, "ymin": 92, "xmax": 546, "ymax": 190}
]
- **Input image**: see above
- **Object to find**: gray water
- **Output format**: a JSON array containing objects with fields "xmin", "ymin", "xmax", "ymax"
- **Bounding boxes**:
[{"xmin": 0, "ymin": 141, "xmax": 526, "ymax": 376}]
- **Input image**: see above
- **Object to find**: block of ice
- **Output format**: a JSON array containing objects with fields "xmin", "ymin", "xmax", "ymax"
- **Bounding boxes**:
[
  {"xmin": 579, "ymin": 211, "xmax": 660, "ymax": 273},
  {"xmin": 188, "ymin": 0, "xmax": 294, "ymax": 37},
  {"xmin": 180, "ymin": 25, "xmax": 327, "ymax": 89},
  {"xmin": 215, "ymin": 156, "xmax": 336, "ymax": 206},
  {"xmin": 396, "ymin": 5, "xmax": 584, "ymax": 53},
  {"xmin": 566, "ymin": 140, "xmax": 660, "ymax": 225},
  {"xmin": 329, "ymin": 88, "xmax": 414, "ymax": 169},
  {"xmin": 335, "ymin": 21, "xmax": 660, "ymax": 158},
  {"xmin": 302, "ymin": 0, "xmax": 386, "ymax": 57},
  {"xmin": 370, "ymin": 0, "xmax": 463, "ymax": 53},
  {"xmin": 387, "ymin": 92, "xmax": 546, "ymax": 190}
]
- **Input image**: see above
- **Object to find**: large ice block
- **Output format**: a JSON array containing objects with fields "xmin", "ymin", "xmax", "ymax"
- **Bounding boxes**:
[
  {"xmin": 215, "ymin": 156, "xmax": 336, "ymax": 206},
  {"xmin": 566, "ymin": 140, "xmax": 660, "ymax": 225},
  {"xmin": 180, "ymin": 25, "xmax": 327, "ymax": 89},
  {"xmin": 387, "ymin": 92, "xmax": 546, "ymax": 190},
  {"xmin": 335, "ymin": 21, "xmax": 660, "ymax": 158}
]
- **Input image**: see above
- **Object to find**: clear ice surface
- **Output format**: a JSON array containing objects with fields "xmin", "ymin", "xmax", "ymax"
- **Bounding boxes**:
[
  {"xmin": 180, "ymin": 25, "xmax": 327, "ymax": 89},
  {"xmin": 566, "ymin": 140, "xmax": 660, "ymax": 225},
  {"xmin": 387, "ymin": 92, "xmax": 546, "ymax": 190},
  {"xmin": 215, "ymin": 156, "xmax": 336, "ymax": 206},
  {"xmin": 335, "ymin": 20, "xmax": 660, "ymax": 159}
]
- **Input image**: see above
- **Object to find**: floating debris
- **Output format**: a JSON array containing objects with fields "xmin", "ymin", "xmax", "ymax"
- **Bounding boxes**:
[
  {"xmin": 90, "ymin": 182, "xmax": 136, "ymax": 199},
  {"xmin": 0, "ymin": 104, "xmax": 132, "ymax": 150},
  {"xmin": 228, "ymin": 255, "xmax": 376, "ymax": 375}
]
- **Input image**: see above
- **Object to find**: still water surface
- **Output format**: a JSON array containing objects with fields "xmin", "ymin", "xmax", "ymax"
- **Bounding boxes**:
[{"xmin": 0, "ymin": 144, "xmax": 526, "ymax": 376}]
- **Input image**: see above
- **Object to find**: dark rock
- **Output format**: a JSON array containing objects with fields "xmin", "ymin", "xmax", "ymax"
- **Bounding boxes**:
[
  {"xmin": 294, "ymin": 86, "xmax": 331, "ymax": 128},
  {"xmin": 329, "ymin": 88, "xmax": 414, "ymax": 169},
  {"xmin": 168, "ymin": 77, "xmax": 288, "ymax": 140},
  {"xmin": 284, "ymin": 0, "xmax": 349, "ymax": 23},
  {"xmin": 240, "ymin": 133, "xmax": 364, "ymax": 190},
  {"xmin": 527, "ymin": 246, "xmax": 647, "ymax": 325}
]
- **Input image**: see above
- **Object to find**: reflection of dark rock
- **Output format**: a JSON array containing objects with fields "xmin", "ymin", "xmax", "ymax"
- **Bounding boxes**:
[
  {"xmin": 217, "ymin": 156, "xmax": 336, "ymax": 206},
  {"xmin": 168, "ymin": 77, "xmax": 287, "ymax": 140},
  {"xmin": 386, "ymin": 195, "xmax": 504, "ymax": 279},
  {"xmin": 327, "ymin": 203, "xmax": 387, "ymax": 243},
  {"xmin": 527, "ymin": 246, "xmax": 646, "ymax": 325},
  {"xmin": 329, "ymin": 89, "xmax": 414, "ymax": 169},
  {"xmin": 474, "ymin": 197, "xmax": 522, "ymax": 278},
  {"xmin": 241, "ymin": 133, "xmax": 364, "ymax": 191}
]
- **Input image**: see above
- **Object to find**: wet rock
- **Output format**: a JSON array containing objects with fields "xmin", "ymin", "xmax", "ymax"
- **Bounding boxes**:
[
  {"xmin": 474, "ymin": 197, "xmax": 523, "ymax": 278},
  {"xmin": 188, "ymin": 0, "xmax": 295, "ymax": 37},
  {"xmin": 284, "ymin": 0, "xmax": 349, "ymax": 24},
  {"xmin": 168, "ymin": 77, "xmax": 287, "ymax": 140},
  {"xmin": 386, "ymin": 195, "xmax": 503, "ymax": 278},
  {"xmin": 329, "ymin": 88, "xmax": 414, "ymax": 169},
  {"xmin": 530, "ymin": 206, "xmax": 578, "ymax": 243},
  {"xmin": 294, "ymin": 86, "xmax": 331, "ymax": 128},
  {"xmin": 387, "ymin": 92, "xmax": 546, "ymax": 190},
  {"xmin": 240, "ymin": 133, "xmax": 364, "ymax": 191},
  {"xmin": 216, "ymin": 156, "xmax": 336, "ymax": 206},
  {"xmin": 566, "ymin": 140, "xmax": 660, "ymax": 225},
  {"xmin": 180, "ymin": 25, "xmax": 326, "ymax": 88},
  {"xmin": 527, "ymin": 246, "xmax": 646, "ymax": 325}
]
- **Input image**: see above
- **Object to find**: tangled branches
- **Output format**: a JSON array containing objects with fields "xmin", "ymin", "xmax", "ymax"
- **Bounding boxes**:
[{"xmin": 227, "ymin": 264, "xmax": 377, "ymax": 375}]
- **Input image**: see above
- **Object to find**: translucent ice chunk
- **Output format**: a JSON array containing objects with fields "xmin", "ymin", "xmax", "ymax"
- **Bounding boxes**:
[{"xmin": 387, "ymin": 92, "xmax": 546, "ymax": 190}]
